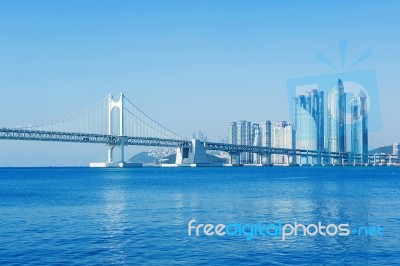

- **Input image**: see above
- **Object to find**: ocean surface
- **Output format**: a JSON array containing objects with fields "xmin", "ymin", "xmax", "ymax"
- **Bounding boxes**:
[{"xmin": 0, "ymin": 167, "xmax": 399, "ymax": 265}]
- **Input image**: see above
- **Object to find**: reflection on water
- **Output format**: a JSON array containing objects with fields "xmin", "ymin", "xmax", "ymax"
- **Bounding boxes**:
[
  {"xmin": 102, "ymin": 185, "xmax": 128, "ymax": 265},
  {"xmin": 173, "ymin": 193, "xmax": 185, "ymax": 226}
]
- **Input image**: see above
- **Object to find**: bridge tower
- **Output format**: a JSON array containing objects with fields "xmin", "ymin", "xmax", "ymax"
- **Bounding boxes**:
[
  {"xmin": 90, "ymin": 93, "xmax": 141, "ymax": 168},
  {"xmin": 107, "ymin": 93, "xmax": 125, "ymax": 163}
]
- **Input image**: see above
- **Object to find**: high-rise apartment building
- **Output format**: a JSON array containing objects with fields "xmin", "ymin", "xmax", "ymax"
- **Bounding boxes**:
[
  {"xmin": 237, "ymin": 121, "xmax": 253, "ymax": 163},
  {"xmin": 292, "ymin": 89, "xmax": 324, "ymax": 151},
  {"xmin": 327, "ymin": 79, "xmax": 346, "ymax": 153},
  {"xmin": 351, "ymin": 92, "xmax": 368, "ymax": 162},
  {"xmin": 228, "ymin": 120, "xmax": 253, "ymax": 164},
  {"xmin": 261, "ymin": 121, "xmax": 272, "ymax": 164},
  {"xmin": 292, "ymin": 89, "xmax": 324, "ymax": 164},
  {"xmin": 271, "ymin": 121, "xmax": 293, "ymax": 164},
  {"xmin": 261, "ymin": 121, "xmax": 272, "ymax": 148},
  {"xmin": 228, "ymin": 122, "xmax": 237, "ymax": 145},
  {"xmin": 252, "ymin": 123, "xmax": 261, "ymax": 164}
]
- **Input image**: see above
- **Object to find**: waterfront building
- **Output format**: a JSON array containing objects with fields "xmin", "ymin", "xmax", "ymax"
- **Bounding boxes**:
[
  {"xmin": 261, "ymin": 121, "xmax": 272, "ymax": 147},
  {"xmin": 272, "ymin": 121, "xmax": 293, "ymax": 165},
  {"xmin": 228, "ymin": 120, "xmax": 275, "ymax": 164},
  {"xmin": 229, "ymin": 120, "xmax": 253, "ymax": 164},
  {"xmin": 228, "ymin": 122, "xmax": 237, "ymax": 145},
  {"xmin": 261, "ymin": 121, "xmax": 272, "ymax": 164},
  {"xmin": 237, "ymin": 121, "xmax": 252, "ymax": 163},
  {"xmin": 351, "ymin": 92, "xmax": 368, "ymax": 162},
  {"xmin": 292, "ymin": 89, "xmax": 324, "ymax": 164},
  {"xmin": 327, "ymin": 79, "xmax": 346, "ymax": 154},
  {"xmin": 252, "ymin": 123, "xmax": 261, "ymax": 164},
  {"xmin": 245, "ymin": 121, "xmax": 253, "ymax": 163}
]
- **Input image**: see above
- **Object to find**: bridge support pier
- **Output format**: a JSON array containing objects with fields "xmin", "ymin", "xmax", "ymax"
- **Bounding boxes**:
[
  {"xmin": 107, "ymin": 142, "xmax": 125, "ymax": 164},
  {"xmin": 263, "ymin": 154, "xmax": 271, "ymax": 166},
  {"xmin": 108, "ymin": 145, "xmax": 115, "ymax": 163},
  {"xmin": 120, "ymin": 138, "xmax": 125, "ymax": 163},
  {"xmin": 227, "ymin": 152, "xmax": 241, "ymax": 166},
  {"xmin": 306, "ymin": 151, "xmax": 309, "ymax": 165},
  {"xmin": 172, "ymin": 139, "xmax": 218, "ymax": 167},
  {"xmin": 289, "ymin": 152, "xmax": 296, "ymax": 166}
]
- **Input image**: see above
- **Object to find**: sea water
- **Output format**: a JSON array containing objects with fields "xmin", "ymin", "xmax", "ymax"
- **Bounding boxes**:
[{"xmin": 0, "ymin": 167, "xmax": 399, "ymax": 265}]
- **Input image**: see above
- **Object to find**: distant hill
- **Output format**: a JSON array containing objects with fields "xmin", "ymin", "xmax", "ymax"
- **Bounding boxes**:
[
  {"xmin": 128, "ymin": 152, "xmax": 228, "ymax": 164},
  {"xmin": 128, "ymin": 152, "xmax": 159, "ymax": 164},
  {"xmin": 369, "ymin": 145, "xmax": 394, "ymax": 155}
]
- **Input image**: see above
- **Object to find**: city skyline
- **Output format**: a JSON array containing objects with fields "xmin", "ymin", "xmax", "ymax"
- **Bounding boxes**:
[{"xmin": 227, "ymin": 78, "xmax": 377, "ymax": 165}]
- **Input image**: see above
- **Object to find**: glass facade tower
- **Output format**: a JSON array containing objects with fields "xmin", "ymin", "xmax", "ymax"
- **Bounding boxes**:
[
  {"xmin": 292, "ymin": 89, "xmax": 324, "ymax": 151},
  {"xmin": 292, "ymin": 89, "xmax": 324, "ymax": 164},
  {"xmin": 351, "ymin": 91, "xmax": 368, "ymax": 162},
  {"xmin": 327, "ymin": 79, "xmax": 346, "ymax": 153}
]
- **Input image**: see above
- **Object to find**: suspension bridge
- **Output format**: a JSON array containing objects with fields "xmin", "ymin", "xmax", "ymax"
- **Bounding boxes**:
[{"xmin": 0, "ymin": 93, "xmax": 398, "ymax": 167}]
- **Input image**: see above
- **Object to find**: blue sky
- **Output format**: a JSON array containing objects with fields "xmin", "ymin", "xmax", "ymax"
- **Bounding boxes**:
[{"xmin": 0, "ymin": 1, "xmax": 399, "ymax": 166}]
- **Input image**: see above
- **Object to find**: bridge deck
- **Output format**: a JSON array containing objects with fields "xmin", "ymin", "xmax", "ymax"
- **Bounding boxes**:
[
  {"xmin": 0, "ymin": 128, "xmax": 191, "ymax": 148},
  {"xmin": 0, "ymin": 128, "xmax": 385, "ymax": 159}
]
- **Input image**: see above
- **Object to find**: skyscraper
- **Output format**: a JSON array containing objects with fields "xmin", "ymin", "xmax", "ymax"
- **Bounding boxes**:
[
  {"xmin": 252, "ymin": 123, "xmax": 261, "ymax": 164},
  {"xmin": 292, "ymin": 89, "xmax": 324, "ymax": 153},
  {"xmin": 272, "ymin": 121, "xmax": 293, "ymax": 165},
  {"xmin": 261, "ymin": 121, "xmax": 272, "ymax": 164},
  {"xmin": 261, "ymin": 121, "xmax": 272, "ymax": 148},
  {"xmin": 231, "ymin": 120, "xmax": 253, "ymax": 164},
  {"xmin": 228, "ymin": 122, "xmax": 237, "ymax": 145},
  {"xmin": 327, "ymin": 79, "xmax": 346, "ymax": 153},
  {"xmin": 228, "ymin": 121, "xmax": 240, "ymax": 164},
  {"xmin": 351, "ymin": 91, "xmax": 368, "ymax": 162},
  {"xmin": 245, "ymin": 121, "xmax": 253, "ymax": 163},
  {"xmin": 229, "ymin": 120, "xmax": 272, "ymax": 164}
]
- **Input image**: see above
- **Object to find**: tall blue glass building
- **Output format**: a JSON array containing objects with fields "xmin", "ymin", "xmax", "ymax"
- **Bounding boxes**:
[
  {"xmin": 351, "ymin": 91, "xmax": 368, "ymax": 162},
  {"xmin": 327, "ymin": 79, "xmax": 346, "ymax": 153},
  {"xmin": 292, "ymin": 89, "xmax": 324, "ymax": 158}
]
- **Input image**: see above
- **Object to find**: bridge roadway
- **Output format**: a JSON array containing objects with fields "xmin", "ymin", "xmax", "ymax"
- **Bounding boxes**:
[
  {"xmin": 0, "ymin": 128, "xmax": 369, "ymax": 160},
  {"xmin": 0, "ymin": 128, "xmax": 191, "ymax": 148}
]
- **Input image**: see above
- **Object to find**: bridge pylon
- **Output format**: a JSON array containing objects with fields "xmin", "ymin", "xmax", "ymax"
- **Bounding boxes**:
[
  {"xmin": 90, "ymin": 93, "xmax": 141, "ymax": 168},
  {"xmin": 107, "ymin": 93, "xmax": 124, "ymax": 163}
]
